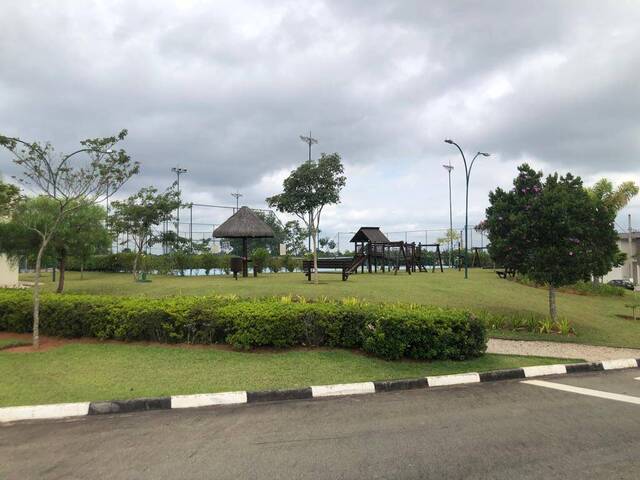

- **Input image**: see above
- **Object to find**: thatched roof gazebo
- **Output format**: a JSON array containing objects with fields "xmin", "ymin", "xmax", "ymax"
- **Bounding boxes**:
[{"xmin": 212, "ymin": 206, "xmax": 275, "ymax": 277}]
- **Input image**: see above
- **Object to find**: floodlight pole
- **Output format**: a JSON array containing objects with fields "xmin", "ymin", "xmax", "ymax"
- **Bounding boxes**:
[
  {"xmin": 444, "ymin": 139, "xmax": 489, "ymax": 279},
  {"xmin": 231, "ymin": 191, "xmax": 243, "ymax": 213},
  {"xmin": 171, "ymin": 167, "xmax": 188, "ymax": 241},
  {"xmin": 442, "ymin": 162, "xmax": 454, "ymax": 267},
  {"xmin": 300, "ymin": 131, "xmax": 318, "ymax": 253}
]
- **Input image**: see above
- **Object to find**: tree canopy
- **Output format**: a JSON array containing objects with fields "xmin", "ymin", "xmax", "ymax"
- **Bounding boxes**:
[
  {"xmin": 485, "ymin": 164, "xmax": 621, "ymax": 320},
  {"xmin": 266, "ymin": 153, "xmax": 346, "ymax": 283}
]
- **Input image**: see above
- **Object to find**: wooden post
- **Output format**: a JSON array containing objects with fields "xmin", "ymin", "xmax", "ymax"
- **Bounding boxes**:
[{"xmin": 242, "ymin": 237, "xmax": 248, "ymax": 278}]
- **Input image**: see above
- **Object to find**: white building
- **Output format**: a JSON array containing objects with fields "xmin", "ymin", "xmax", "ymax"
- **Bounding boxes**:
[
  {"xmin": 0, "ymin": 254, "xmax": 19, "ymax": 287},
  {"xmin": 603, "ymin": 231, "xmax": 639, "ymax": 285}
]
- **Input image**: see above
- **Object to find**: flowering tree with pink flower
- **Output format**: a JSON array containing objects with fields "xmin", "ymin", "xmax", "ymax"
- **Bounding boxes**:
[{"xmin": 485, "ymin": 164, "xmax": 621, "ymax": 322}]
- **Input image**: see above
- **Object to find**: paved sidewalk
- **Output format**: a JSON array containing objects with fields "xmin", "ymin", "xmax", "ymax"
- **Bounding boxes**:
[{"xmin": 488, "ymin": 338, "xmax": 640, "ymax": 362}]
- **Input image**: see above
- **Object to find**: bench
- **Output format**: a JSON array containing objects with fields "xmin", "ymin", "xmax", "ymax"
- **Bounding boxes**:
[
  {"xmin": 496, "ymin": 268, "xmax": 516, "ymax": 279},
  {"xmin": 302, "ymin": 258, "xmax": 353, "ymax": 281}
]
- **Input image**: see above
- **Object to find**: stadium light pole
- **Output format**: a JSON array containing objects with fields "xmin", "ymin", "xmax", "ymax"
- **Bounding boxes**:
[
  {"xmin": 444, "ymin": 139, "xmax": 489, "ymax": 279},
  {"xmin": 171, "ymin": 166, "xmax": 188, "ymax": 241},
  {"xmin": 231, "ymin": 191, "xmax": 243, "ymax": 213},
  {"xmin": 299, "ymin": 131, "xmax": 318, "ymax": 252},
  {"xmin": 442, "ymin": 162, "xmax": 454, "ymax": 267}
]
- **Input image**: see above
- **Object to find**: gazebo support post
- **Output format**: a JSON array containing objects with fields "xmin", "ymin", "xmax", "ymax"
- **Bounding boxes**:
[{"xmin": 242, "ymin": 237, "xmax": 248, "ymax": 278}]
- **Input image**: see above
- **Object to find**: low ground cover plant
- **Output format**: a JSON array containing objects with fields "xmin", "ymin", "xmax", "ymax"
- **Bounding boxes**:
[
  {"xmin": 513, "ymin": 275, "xmax": 624, "ymax": 297},
  {"xmin": 0, "ymin": 290, "xmax": 486, "ymax": 361}
]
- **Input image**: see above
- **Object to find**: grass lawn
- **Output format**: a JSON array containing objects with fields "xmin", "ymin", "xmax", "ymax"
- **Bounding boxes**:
[
  {"xmin": 20, "ymin": 269, "xmax": 640, "ymax": 348},
  {"xmin": 0, "ymin": 339, "xmax": 29, "ymax": 350},
  {"xmin": 0, "ymin": 341, "xmax": 576, "ymax": 407}
]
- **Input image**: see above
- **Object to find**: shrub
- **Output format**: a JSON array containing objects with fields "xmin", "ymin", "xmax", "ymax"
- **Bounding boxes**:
[
  {"xmin": 251, "ymin": 248, "xmax": 270, "ymax": 273},
  {"xmin": 201, "ymin": 253, "xmax": 218, "ymax": 275},
  {"xmin": 0, "ymin": 290, "xmax": 486, "ymax": 362},
  {"xmin": 268, "ymin": 256, "xmax": 283, "ymax": 273}
]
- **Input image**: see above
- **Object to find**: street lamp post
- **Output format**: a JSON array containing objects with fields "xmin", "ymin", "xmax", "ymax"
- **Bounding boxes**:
[
  {"xmin": 444, "ymin": 139, "xmax": 490, "ymax": 279},
  {"xmin": 442, "ymin": 162, "xmax": 454, "ymax": 267},
  {"xmin": 299, "ymin": 131, "xmax": 318, "ymax": 253},
  {"xmin": 171, "ymin": 167, "xmax": 188, "ymax": 242}
]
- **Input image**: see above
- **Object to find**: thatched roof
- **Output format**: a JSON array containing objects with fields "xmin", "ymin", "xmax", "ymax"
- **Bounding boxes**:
[
  {"xmin": 350, "ymin": 227, "xmax": 390, "ymax": 243},
  {"xmin": 212, "ymin": 206, "xmax": 275, "ymax": 239}
]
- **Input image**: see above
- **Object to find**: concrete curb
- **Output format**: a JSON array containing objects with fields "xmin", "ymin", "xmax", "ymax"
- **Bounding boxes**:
[{"xmin": 2, "ymin": 358, "xmax": 639, "ymax": 424}]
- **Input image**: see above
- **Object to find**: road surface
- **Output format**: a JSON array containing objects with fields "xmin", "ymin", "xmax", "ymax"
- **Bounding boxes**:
[{"xmin": 2, "ymin": 369, "xmax": 640, "ymax": 479}]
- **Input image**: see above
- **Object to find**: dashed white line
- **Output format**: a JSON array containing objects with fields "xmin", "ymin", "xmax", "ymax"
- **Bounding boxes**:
[{"xmin": 522, "ymin": 380, "xmax": 640, "ymax": 405}]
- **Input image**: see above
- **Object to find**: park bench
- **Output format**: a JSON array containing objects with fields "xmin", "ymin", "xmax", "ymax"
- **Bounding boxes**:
[
  {"xmin": 496, "ymin": 268, "xmax": 516, "ymax": 279},
  {"xmin": 302, "ymin": 258, "xmax": 354, "ymax": 281}
]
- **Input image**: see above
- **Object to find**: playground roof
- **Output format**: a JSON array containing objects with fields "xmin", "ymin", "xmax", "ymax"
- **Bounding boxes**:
[
  {"xmin": 350, "ymin": 227, "xmax": 390, "ymax": 244},
  {"xmin": 212, "ymin": 206, "xmax": 275, "ymax": 239}
]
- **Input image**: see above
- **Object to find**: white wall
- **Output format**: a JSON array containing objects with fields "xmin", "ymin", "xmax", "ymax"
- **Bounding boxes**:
[{"xmin": 0, "ymin": 254, "xmax": 19, "ymax": 287}]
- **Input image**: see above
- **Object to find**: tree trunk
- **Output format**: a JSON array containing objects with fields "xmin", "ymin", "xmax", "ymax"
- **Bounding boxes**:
[
  {"xmin": 548, "ymin": 285, "xmax": 558, "ymax": 322},
  {"xmin": 56, "ymin": 255, "xmax": 66, "ymax": 293},
  {"xmin": 80, "ymin": 262, "xmax": 84, "ymax": 280},
  {"xmin": 132, "ymin": 252, "xmax": 139, "ymax": 281},
  {"xmin": 312, "ymin": 225, "xmax": 319, "ymax": 285},
  {"xmin": 33, "ymin": 242, "xmax": 47, "ymax": 349}
]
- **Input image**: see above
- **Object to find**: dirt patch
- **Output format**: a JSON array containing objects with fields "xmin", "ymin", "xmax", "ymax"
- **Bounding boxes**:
[{"xmin": 615, "ymin": 314, "xmax": 639, "ymax": 321}]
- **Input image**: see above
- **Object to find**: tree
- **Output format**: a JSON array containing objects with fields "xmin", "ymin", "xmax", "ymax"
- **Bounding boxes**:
[
  {"xmin": 266, "ymin": 153, "xmax": 346, "ymax": 284},
  {"xmin": 486, "ymin": 164, "xmax": 621, "ymax": 321},
  {"xmin": 0, "ymin": 180, "xmax": 21, "ymax": 216},
  {"xmin": 51, "ymin": 202, "xmax": 110, "ymax": 289},
  {"xmin": 110, "ymin": 187, "xmax": 181, "ymax": 281},
  {"xmin": 0, "ymin": 131, "xmax": 138, "ymax": 348},
  {"xmin": 586, "ymin": 178, "xmax": 638, "ymax": 283},
  {"xmin": 588, "ymin": 178, "xmax": 639, "ymax": 212}
]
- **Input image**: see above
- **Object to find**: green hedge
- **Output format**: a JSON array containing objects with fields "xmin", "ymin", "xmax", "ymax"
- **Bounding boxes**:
[{"xmin": 0, "ymin": 291, "xmax": 486, "ymax": 361}]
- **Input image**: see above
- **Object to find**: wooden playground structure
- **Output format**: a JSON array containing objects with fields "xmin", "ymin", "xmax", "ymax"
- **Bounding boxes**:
[{"xmin": 303, "ymin": 227, "xmax": 444, "ymax": 281}]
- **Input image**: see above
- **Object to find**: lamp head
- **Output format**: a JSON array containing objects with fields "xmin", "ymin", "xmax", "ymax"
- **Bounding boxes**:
[
  {"xmin": 478, "ymin": 152, "xmax": 490, "ymax": 157},
  {"xmin": 444, "ymin": 139, "xmax": 454, "ymax": 144}
]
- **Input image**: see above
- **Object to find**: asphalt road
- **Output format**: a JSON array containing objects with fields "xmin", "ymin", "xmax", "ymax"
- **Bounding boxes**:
[{"xmin": 2, "ymin": 369, "xmax": 640, "ymax": 480}]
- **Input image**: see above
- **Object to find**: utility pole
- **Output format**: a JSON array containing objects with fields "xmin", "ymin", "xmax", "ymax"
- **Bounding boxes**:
[
  {"xmin": 231, "ymin": 191, "xmax": 243, "ymax": 213},
  {"xmin": 629, "ymin": 214, "xmax": 633, "ymax": 281},
  {"xmin": 443, "ymin": 162, "xmax": 454, "ymax": 267},
  {"xmin": 299, "ymin": 131, "xmax": 318, "ymax": 252},
  {"xmin": 171, "ymin": 166, "xmax": 187, "ymax": 243}
]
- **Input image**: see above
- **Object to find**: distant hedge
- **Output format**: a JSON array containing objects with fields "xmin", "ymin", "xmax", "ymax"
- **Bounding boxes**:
[
  {"xmin": 0, "ymin": 291, "xmax": 486, "ymax": 361},
  {"xmin": 64, "ymin": 253, "xmax": 302, "ymax": 275}
]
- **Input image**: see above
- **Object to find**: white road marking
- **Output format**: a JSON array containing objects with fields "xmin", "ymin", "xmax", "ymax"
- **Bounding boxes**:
[
  {"xmin": 522, "ymin": 364, "xmax": 567, "ymax": 378},
  {"xmin": 0, "ymin": 402, "xmax": 90, "ymax": 423},
  {"xmin": 523, "ymin": 380, "xmax": 640, "ymax": 405},
  {"xmin": 427, "ymin": 372, "xmax": 480, "ymax": 387},
  {"xmin": 311, "ymin": 382, "xmax": 375, "ymax": 397},
  {"xmin": 601, "ymin": 358, "xmax": 638, "ymax": 370},
  {"xmin": 171, "ymin": 392, "xmax": 247, "ymax": 409}
]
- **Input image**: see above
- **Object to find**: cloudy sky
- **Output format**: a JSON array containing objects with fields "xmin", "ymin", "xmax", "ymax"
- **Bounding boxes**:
[{"xmin": 1, "ymin": 0, "xmax": 639, "ymax": 245}]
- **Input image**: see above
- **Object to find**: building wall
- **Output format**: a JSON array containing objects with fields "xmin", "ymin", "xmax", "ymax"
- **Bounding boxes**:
[
  {"xmin": 603, "ymin": 233, "xmax": 639, "ymax": 284},
  {"xmin": 0, "ymin": 254, "xmax": 19, "ymax": 287}
]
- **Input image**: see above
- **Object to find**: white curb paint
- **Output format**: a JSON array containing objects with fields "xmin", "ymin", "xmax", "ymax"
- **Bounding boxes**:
[
  {"xmin": 171, "ymin": 392, "xmax": 247, "ymax": 409},
  {"xmin": 601, "ymin": 358, "xmax": 638, "ymax": 370},
  {"xmin": 523, "ymin": 380, "xmax": 640, "ymax": 405},
  {"xmin": 523, "ymin": 364, "xmax": 567, "ymax": 378},
  {"xmin": 427, "ymin": 372, "xmax": 480, "ymax": 387},
  {"xmin": 311, "ymin": 382, "xmax": 375, "ymax": 397},
  {"xmin": 0, "ymin": 402, "xmax": 90, "ymax": 423}
]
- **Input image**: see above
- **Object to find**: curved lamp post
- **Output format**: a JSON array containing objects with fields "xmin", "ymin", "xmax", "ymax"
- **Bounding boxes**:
[{"xmin": 444, "ymin": 139, "xmax": 490, "ymax": 279}]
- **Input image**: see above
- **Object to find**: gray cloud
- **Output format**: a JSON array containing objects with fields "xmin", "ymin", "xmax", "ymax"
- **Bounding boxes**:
[{"xmin": 1, "ymin": 0, "xmax": 639, "ymax": 238}]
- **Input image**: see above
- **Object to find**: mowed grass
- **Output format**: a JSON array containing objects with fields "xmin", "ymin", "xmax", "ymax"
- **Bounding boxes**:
[
  {"xmin": 0, "ymin": 342, "xmax": 575, "ymax": 407},
  {"xmin": 21, "ymin": 269, "xmax": 640, "ymax": 348}
]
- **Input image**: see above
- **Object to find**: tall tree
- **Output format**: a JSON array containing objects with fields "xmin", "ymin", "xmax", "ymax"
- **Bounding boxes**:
[
  {"xmin": 0, "ymin": 131, "xmax": 138, "ymax": 348},
  {"xmin": 0, "ymin": 180, "xmax": 21, "ymax": 216},
  {"xmin": 588, "ymin": 179, "xmax": 639, "ymax": 212},
  {"xmin": 486, "ymin": 164, "xmax": 620, "ymax": 321},
  {"xmin": 266, "ymin": 153, "xmax": 346, "ymax": 284},
  {"xmin": 110, "ymin": 187, "xmax": 181, "ymax": 281}
]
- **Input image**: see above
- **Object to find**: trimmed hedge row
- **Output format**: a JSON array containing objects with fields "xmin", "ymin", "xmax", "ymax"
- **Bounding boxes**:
[{"xmin": 0, "ymin": 291, "xmax": 486, "ymax": 361}]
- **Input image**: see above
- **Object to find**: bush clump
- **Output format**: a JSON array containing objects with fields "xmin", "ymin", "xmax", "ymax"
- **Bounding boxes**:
[{"xmin": 0, "ymin": 290, "xmax": 486, "ymax": 361}]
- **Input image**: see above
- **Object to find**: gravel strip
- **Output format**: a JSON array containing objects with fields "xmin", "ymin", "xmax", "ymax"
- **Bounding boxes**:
[{"xmin": 487, "ymin": 338, "xmax": 640, "ymax": 362}]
